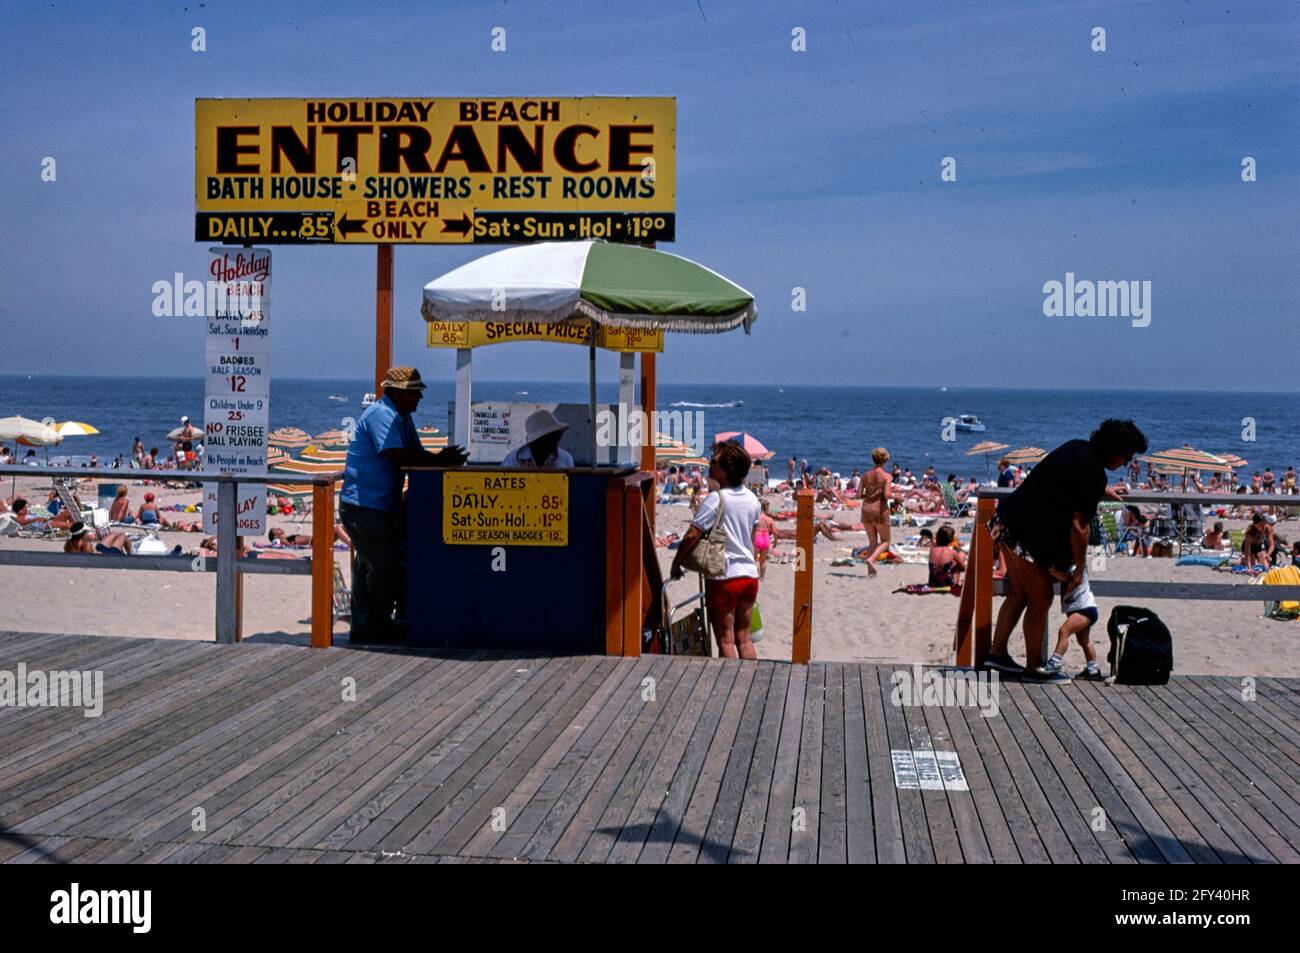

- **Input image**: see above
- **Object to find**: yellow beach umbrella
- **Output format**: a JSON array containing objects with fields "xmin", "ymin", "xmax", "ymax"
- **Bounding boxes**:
[{"xmin": 55, "ymin": 421, "xmax": 99, "ymax": 437}]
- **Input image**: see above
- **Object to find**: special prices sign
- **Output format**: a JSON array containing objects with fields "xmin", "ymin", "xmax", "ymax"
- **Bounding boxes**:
[
  {"xmin": 443, "ymin": 471, "xmax": 568, "ymax": 546},
  {"xmin": 195, "ymin": 97, "xmax": 675, "ymax": 245},
  {"xmin": 426, "ymin": 318, "xmax": 663, "ymax": 352},
  {"xmin": 202, "ymin": 247, "xmax": 271, "ymax": 535}
]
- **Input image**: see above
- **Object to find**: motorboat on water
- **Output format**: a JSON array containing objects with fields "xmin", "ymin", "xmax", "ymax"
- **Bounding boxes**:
[{"xmin": 955, "ymin": 414, "xmax": 985, "ymax": 432}]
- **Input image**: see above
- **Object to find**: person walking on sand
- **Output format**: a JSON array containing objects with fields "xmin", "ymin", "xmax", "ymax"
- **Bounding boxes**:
[
  {"xmin": 670, "ymin": 441, "xmax": 762, "ymax": 660},
  {"xmin": 859, "ymin": 447, "xmax": 893, "ymax": 577},
  {"xmin": 755, "ymin": 499, "xmax": 776, "ymax": 579},
  {"xmin": 982, "ymin": 419, "xmax": 1148, "ymax": 674}
]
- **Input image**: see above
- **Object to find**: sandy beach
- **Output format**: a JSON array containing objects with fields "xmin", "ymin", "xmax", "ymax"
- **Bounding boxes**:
[{"xmin": 2, "ymin": 473, "xmax": 1297, "ymax": 676}]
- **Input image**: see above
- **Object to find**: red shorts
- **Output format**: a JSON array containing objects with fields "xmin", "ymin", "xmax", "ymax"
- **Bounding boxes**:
[{"xmin": 704, "ymin": 576, "xmax": 759, "ymax": 613}]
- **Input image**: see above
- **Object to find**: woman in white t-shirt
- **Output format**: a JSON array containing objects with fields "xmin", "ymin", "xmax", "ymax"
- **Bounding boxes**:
[{"xmin": 670, "ymin": 441, "xmax": 762, "ymax": 659}]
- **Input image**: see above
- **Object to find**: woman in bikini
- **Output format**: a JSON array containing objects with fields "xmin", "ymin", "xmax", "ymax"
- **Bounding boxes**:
[
  {"xmin": 859, "ymin": 447, "xmax": 893, "ymax": 577},
  {"xmin": 754, "ymin": 499, "xmax": 776, "ymax": 579},
  {"xmin": 928, "ymin": 523, "xmax": 966, "ymax": 591}
]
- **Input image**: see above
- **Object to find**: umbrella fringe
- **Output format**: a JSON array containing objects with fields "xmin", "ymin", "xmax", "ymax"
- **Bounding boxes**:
[{"xmin": 421, "ymin": 298, "xmax": 756, "ymax": 334}]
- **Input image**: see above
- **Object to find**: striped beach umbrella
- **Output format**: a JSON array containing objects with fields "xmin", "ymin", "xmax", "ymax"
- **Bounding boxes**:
[
  {"xmin": 300, "ymin": 444, "xmax": 349, "ymax": 463},
  {"xmin": 715, "ymin": 431, "xmax": 775, "ymax": 461},
  {"xmin": 965, "ymin": 440, "xmax": 1011, "ymax": 479},
  {"xmin": 1216, "ymin": 453, "xmax": 1248, "ymax": 468},
  {"xmin": 423, "ymin": 241, "xmax": 756, "ymax": 463},
  {"xmin": 1140, "ymin": 447, "xmax": 1234, "ymax": 474},
  {"xmin": 55, "ymin": 421, "xmax": 100, "ymax": 437},
  {"xmin": 422, "ymin": 240, "xmax": 756, "ymax": 333},
  {"xmin": 1003, "ymin": 447, "xmax": 1048, "ymax": 467},
  {"xmin": 269, "ymin": 427, "xmax": 314, "ymax": 448},
  {"xmin": 270, "ymin": 457, "xmax": 342, "ymax": 475}
]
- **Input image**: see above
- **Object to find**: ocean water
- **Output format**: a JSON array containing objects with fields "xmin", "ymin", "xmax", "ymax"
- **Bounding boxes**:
[{"xmin": 1, "ymin": 376, "xmax": 1296, "ymax": 480}]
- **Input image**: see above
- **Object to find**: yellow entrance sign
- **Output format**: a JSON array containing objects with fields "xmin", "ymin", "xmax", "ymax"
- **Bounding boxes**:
[
  {"xmin": 195, "ymin": 97, "xmax": 675, "ymax": 245},
  {"xmin": 443, "ymin": 471, "xmax": 569, "ymax": 546},
  {"xmin": 426, "ymin": 318, "xmax": 662, "ymax": 352}
]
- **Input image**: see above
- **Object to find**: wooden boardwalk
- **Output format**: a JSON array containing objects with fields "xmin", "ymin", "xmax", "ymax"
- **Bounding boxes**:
[{"xmin": 1, "ymin": 632, "xmax": 1297, "ymax": 864}]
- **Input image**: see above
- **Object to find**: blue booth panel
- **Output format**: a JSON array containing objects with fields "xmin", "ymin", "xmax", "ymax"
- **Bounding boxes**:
[{"xmin": 405, "ymin": 467, "xmax": 630, "ymax": 653}]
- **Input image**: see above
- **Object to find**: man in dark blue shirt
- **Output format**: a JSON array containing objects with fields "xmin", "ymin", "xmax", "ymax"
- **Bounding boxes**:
[{"xmin": 340, "ymin": 366, "xmax": 466, "ymax": 643}]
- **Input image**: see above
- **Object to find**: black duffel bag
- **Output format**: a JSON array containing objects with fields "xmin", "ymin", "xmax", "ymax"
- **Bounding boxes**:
[{"xmin": 1106, "ymin": 605, "xmax": 1173, "ymax": 685}]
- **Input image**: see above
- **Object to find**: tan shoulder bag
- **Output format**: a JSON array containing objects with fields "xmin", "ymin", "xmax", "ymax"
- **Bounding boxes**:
[{"xmin": 683, "ymin": 490, "xmax": 728, "ymax": 578}]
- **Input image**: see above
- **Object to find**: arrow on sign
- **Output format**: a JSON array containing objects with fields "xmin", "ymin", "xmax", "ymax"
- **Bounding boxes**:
[
  {"xmin": 441, "ymin": 213, "xmax": 472, "ymax": 235},
  {"xmin": 335, "ymin": 214, "xmax": 368, "ymax": 238}
]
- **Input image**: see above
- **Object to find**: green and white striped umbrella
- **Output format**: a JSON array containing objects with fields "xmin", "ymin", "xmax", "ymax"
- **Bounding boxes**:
[{"xmin": 421, "ymin": 240, "xmax": 756, "ymax": 333}]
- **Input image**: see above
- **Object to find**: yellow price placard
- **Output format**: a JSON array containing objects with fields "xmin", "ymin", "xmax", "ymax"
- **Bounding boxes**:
[
  {"xmin": 426, "ymin": 318, "xmax": 662, "ymax": 352},
  {"xmin": 443, "ymin": 471, "xmax": 568, "ymax": 546}
]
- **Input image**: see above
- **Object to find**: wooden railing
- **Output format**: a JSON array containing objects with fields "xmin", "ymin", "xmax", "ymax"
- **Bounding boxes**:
[
  {"xmin": 0, "ymin": 465, "xmax": 341, "ymax": 648},
  {"xmin": 955, "ymin": 488, "xmax": 1300, "ymax": 669}
]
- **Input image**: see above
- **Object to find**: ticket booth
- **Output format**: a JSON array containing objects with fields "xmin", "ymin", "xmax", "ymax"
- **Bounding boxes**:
[
  {"xmin": 409, "ymin": 240, "xmax": 756, "ymax": 655},
  {"xmin": 405, "ymin": 465, "xmax": 656, "ymax": 653}
]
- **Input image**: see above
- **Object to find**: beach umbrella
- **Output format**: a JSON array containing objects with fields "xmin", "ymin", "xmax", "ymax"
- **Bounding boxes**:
[
  {"xmin": 1003, "ymin": 447, "xmax": 1047, "ymax": 467},
  {"xmin": 166, "ymin": 425, "xmax": 204, "ymax": 442},
  {"xmin": 312, "ymin": 429, "xmax": 349, "ymax": 445},
  {"xmin": 269, "ymin": 427, "xmax": 313, "ymax": 449},
  {"xmin": 1217, "ymin": 453, "xmax": 1248, "ymax": 468},
  {"xmin": 0, "ymin": 416, "xmax": 59, "ymax": 488},
  {"xmin": 270, "ymin": 457, "xmax": 343, "ymax": 475},
  {"xmin": 1140, "ymin": 447, "xmax": 1233, "ymax": 474},
  {"xmin": 423, "ymin": 241, "xmax": 756, "ymax": 463},
  {"xmin": 714, "ymin": 431, "xmax": 775, "ymax": 461},
  {"xmin": 1141, "ymin": 447, "xmax": 1233, "ymax": 554},
  {"xmin": 300, "ymin": 444, "xmax": 349, "ymax": 463},
  {"xmin": 1, "ymin": 415, "xmax": 59, "ymax": 444},
  {"xmin": 2, "ymin": 415, "xmax": 63, "ymax": 466},
  {"xmin": 55, "ymin": 421, "xmax": 99, "ymax": 438},
  {"xmin": 965, "ymin": 439, "xmax": 1010, "ymax": 479}
]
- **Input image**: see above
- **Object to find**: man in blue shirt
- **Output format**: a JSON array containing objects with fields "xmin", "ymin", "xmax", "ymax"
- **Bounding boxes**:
[{"xmin": 340, "ymin": 366, "xmax": 466, "ymax": 643}]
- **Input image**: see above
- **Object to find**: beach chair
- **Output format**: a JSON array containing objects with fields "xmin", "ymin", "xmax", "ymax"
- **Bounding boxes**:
[
  {"xmin": 941, "ymin": 482, "xmax": 971, "ymax": 518},
  {"xmin": 331, "ymin": 562, "xmax": 351, "ymax": 621},
  {"xmin": 1098, "ymin": 511, "xmax": 1120, "ymax": 555},
  {"xmin": 1256, "ymin": 565, "xmax": 1300, "ymax": 620}
]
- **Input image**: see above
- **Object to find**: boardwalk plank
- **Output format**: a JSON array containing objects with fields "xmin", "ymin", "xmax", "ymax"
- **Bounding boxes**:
[
  {"xmin": 666, "ymin": 662, "xmax": 756, "ymax": 864},
  {"xmin": 728, "ymin": 664, "xmax": 790, "ymax": 864},
  {"xmin": 698, "ymin": 664, "xmax": 773, "ymax": 864},
  {"xmin": 876, "ymin": 667, "xmax": 937, "ymax": 863},
  {"xmin": 635, "ymin": 661, "xmax": 737, "ymax": 865},
  {"xmin": 787, "ymin": 663, "xmax": 825, "ymax": 865}
]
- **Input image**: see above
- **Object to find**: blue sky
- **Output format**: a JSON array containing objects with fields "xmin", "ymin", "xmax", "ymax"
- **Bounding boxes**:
[{"xmin": 1, "ymin": 0, "xmax": 1296, "ymax": 389}]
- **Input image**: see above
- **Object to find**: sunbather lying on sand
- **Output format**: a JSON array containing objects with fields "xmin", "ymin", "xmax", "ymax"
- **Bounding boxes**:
[
  {"xmin": 267, "ymin": 524, "xmax": 351, "ymax": 547},
  {"xmin": 64, "ymin": 522, "xmax": 133, "ymax": 555}
]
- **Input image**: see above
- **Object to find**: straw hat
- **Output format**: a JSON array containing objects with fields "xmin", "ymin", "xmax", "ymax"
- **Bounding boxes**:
[
  {"xmin": 523, "ymin": 410, "xmax": 569, "ymax": 444},
  {"xmin": 381, "ymin": 366, "xmax": 427, "ymax": 391}
]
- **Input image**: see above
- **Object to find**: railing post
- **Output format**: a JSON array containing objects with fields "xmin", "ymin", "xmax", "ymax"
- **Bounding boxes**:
[
  {"xmin": 621, "ymin": 482, "xmax": 643, "ymax": 657},
  {"xmin": 792, "ymin": 489, "xmax": 813, "ymax": 664},
  {"xmin": 215, "ymin": 479, "xmax": 238, "ymax": 644},
  {"xmin": 310, "ymin": 480, "xmax": 335, "ymax": 648},
  {"xmin": 973, "ymin": 497, "xmax": 996, "ymax": 667},
  {"xmin": 604, "ymin": 480, "xmax": 624, "ymax": 655}
]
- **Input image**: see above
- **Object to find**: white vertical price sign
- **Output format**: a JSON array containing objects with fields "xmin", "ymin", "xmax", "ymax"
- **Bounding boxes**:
[{"xmin": 203, "ymin": 247, "xmax": 271, "ymax": 535}]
